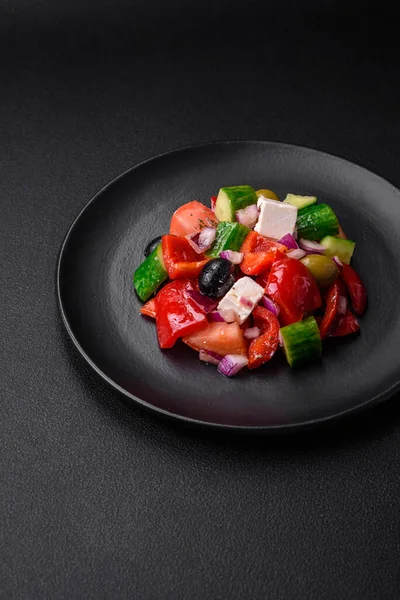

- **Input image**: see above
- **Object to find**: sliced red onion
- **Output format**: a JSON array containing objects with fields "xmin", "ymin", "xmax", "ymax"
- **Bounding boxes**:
[
  {"xmin": 220, "ymin": 250, "xmax": 244, "ymax": 264},
  {"xmin": 209, "ymin": 310, "xmax": 225, "ymax": 322},
  {"xmin": 210, "ymin": 196, "xmax": 217, "ymax": 212},
  {"xmin": 278, "ymin": 331, "xmax": 284, "ymax": 347},
  {"xmin": 187, "ymin": 289, "xmax": 218, "ymax": 313},
  {"xmin": 239, "ymin": 296, "xmax": 253, "ymax": 308},
  {"xmin": 298, "ymin": 238, "xmax": 325, "ymax": 254},
  {"xmin": 261, "ymin": 295, "xmax": 280, "ymax": 316},
  {"xmin": 332, "ymin": 255, "xmax": 343, "ymax": 268},
  {"xmin": 186, "ymin": 226, "xmax": 216, "ymax": 253},
  {"xmin": 218, "ymin": 354, "xmax": 248, "ymax": 377},
  {"xmin": 286, "ymin": 249, "xmax": 306, "ymax": 260},
  {"xmin": 243, "ymin": 326, "xmax": 261, "ymax": 340},
  {"xmin": 236, "ymin": 204, "xmax": 260, "ymax": 229},
  {"xmin": 338, "ymin": 296, "xmax": 347, "ymax": 315},
  {"xmin": 278, "ymin": 233, "xmax": 298, "ymax": 250},
  {"xmin": 199, "ymin": 349, "xmax": 223, "ymax": 365}
]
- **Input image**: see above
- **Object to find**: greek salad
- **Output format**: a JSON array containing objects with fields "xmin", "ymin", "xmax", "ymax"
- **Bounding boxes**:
[{"xmin": 134, "ymin": 186, "xmax": 367, "ymax": 376}]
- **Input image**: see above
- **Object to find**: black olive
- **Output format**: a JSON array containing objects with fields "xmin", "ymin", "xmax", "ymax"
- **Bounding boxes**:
[
  {"xmin": 144, "ymin": 235, "xmax": 162, "ymax": 257},
  {"xmin": 198, "ymin": 258, "xmax": 235, "ymax": 298}
]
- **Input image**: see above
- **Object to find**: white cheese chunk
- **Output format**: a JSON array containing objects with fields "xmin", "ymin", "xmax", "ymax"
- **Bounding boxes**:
[
  {"xmin": 254, "ymin": 197, "xmax": 297, "ymax": 240},
  {"xmin": 217, "ymin": 277, "xmax": 264, "ymax": 325}
]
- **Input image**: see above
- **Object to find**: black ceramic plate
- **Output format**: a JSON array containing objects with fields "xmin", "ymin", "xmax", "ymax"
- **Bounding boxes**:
[{"xmin": 57, "ymin": 141, "xmax": 400, "ymax": 431}]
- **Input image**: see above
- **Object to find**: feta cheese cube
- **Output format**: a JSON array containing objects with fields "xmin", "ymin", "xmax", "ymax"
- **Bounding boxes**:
[
  {"xmin": 217, "ymin": 277, "xmax": 264, "ymax": 325},
  {"xmin": 254, "ymin": 197, "xmax": 297, "ymax": 240}
]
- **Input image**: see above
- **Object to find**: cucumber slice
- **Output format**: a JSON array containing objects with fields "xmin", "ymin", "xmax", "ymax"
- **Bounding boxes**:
[
  {"xmin": 280, "ymin": 317, "xmax": 322, "ymax": 368},
  {"xmin": 215, "ymin": 185, "xmax": 258, "ymax": 222},
  {"xmin": 133, "ymin": 243, "xmax": 168, "ymax": 301},
  {"xmin": 296, "ymin": 204, "xmax": 339, "ymax": 240},
  {"xmin": 284, "ymin": 194, "xmax": 317, "ymax": 210},
  {"xmin": 206, "ymin": 221, "xmax": 250, "ymax": 258},
  {"xmin": 320, "ymin": 235, "xmax": 355, "ymax": 265}
]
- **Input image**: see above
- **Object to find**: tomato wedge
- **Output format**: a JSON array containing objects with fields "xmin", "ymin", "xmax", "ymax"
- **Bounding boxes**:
[
  {"xmin": 183, "ymin": 321, "xmax": 247, "ymax": 356},
  {"xmin": 155, "ymin": 280, "xmax": 207, "ymax": 348},
  {"xmin": 162, "ymin": 235, "xmax": 209, "ymax": 280},
  {"xmin": 240, "ymin": 231, "xmax": 286, "ymax": 275},
  {"xmin": 170, "ymin": 201, "xmax": 218, "ymax": 237},
  {"xmin": 140, "ymin": 297, "xmax": 157, "ymax": 319},
  {"xmin": 265, "ymin": 253, "xmax": 322, "ymax": 326},
  {"xmin": 248, "ymin": 306, "xmax": 280, "ymax": 369}
]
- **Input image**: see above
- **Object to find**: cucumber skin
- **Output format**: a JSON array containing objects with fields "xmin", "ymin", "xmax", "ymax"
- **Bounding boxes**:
[
  {"xmin": 133, "ymin": 243, "xmax": 168, "ymax": 302},
  {"xmin": 297, "ymin": 204, "xmax": 339, "ymax": 240},
  {"xmin": 280, "ymin": 317, "xmax": 322, "ymax": 368},
  {"xmin": 320, "ymin": 235, "xmax": 355, "ymax": 265},
  {"xmin": 284, "ymin": 194, "xmax": 317, "ymax": 210},
  {"xmin": 215, "ymin": 185, "xmax": 257, "ymax": 221},
  {"xmin": 206, "ymin": 222, "xmax": 250, "ymax": 258}
]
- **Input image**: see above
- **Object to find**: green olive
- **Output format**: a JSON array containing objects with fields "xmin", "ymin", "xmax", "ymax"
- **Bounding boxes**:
[
  {"xmin": 300, "ymin": 254, "xmax": 339, "ymax": 288},
  {"xmin": 256, "ymin": 188, "xmax": 279, "ymax": 201}
]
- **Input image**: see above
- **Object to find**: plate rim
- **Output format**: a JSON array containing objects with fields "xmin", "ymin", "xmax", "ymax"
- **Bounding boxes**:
[{"xmin": 56, "ymin": 139, "xmax": 400, "ymax": 432}]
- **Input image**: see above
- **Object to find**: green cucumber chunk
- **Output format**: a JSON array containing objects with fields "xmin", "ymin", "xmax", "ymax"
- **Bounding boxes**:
[
  {"xmin": 280, "ymin": 317, "xmax": 322, "ymax": 368},
  {"xmin": 215, "ymin": 185, "xmax": 257, "ymax": 222},
  {"xmin": 133, "ymin": 243, "xmax": 168, "ymax": 301},
  {"xmin": 206, "ymin": 221, "xmax": 250, "ymax": 258},
  {"xmin": 284, "ymin": 194, "xmax": 317, "ymax": 210},
  {"xmin": 320, "ymin": 235, "xmax": 355, "ymax": 265},
  {"xmin": 296, "ymin": 204, "xmax": 339, "ymax": 240}
]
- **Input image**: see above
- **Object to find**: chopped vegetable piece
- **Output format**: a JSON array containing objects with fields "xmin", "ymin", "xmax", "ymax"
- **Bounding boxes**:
[
  {"xmin": 298, "ymin": 239, "xmax": 325, "ymax": 254},
  {"xmin": 296, "ymin": 204, "xmax": 339, "ymax": 240},
  {"xmin": 219, "ymin": 250, "xmax": 244, "ymax": 264},
  {"xmin": 287, "ymin": 249, "xmax": 306, "ymax": 260},
  {"xmin": 278, "ymin": 233, "xmax": 298, "ymax": 250},
  {"xmin": 162, "ymin": 235, "xmax": 209, "ymax": 280},
  {"xmin": 330, "ymin": 308, "xmax": 360, "ymax": 337},
  {"xmin": 187, "ymin": 289, "xmax": 218, "ymax": 313},
  {"xmin": 215, "ymin": 185, "xmax": 258, "ymax": 222},
  {"xmin": 332, "ymin": 256, "xmax": 343, "ymax": 269},
  {"xmin": 280, "ymin": 316, "xmax": 322, "ymax": 367},
  {"xmin": 133, "ymin": 243, "xmax": 168, "ymax": 301},
  {"xmin": 236, "ymin": 204, "xmax": 260, "ymax": 228},
  {"xmin": 265, "ymin": 253, "xmax": 322, "ymax": 326},
  {"xmin": 248, "ymin": 306, "xmax": 280, "ymax": 369},
  {"xmin": 240, "ymin": 231, "xmax": 286, "ymax": 276},
  {"xmin": 186, "ymin": 227, "xmax": 216, "ymax": 254},
  {"xmin": 183, "ymin": 321, "xmax": 248, "ymax": 356},
  {"xmin": 283, "ymin": 194, "xmax": 317, "ymax": 210},
  {"xmin": 300, "ymin": 255, "xmax": 340, "ymax": 288},
  {"xmin": 261, "ymin": 295, "xmax": 280, "ymax": 316},
  {"xmin": 209, "ymin": 310, "xmax": 225, "ymax": 322},
  {"xmin": 320, "ymin": 235, "xmax": 356, "ymax": 265},
  {"xmin": 140, "ymin": 297, "xmax": 157, "ymax": 319},
  {"xmin": 210, "ymin": 196, "xmax": 217, "ymax": 211},
  {"xmin": 206, "ymin": 221, "xmax": 250, "ymax": 258},
  {"xmin": 218, "ymin": 354, "xmax": 249, "ymax": 377},
  {"xmin": 155, "ymin": 279, "xmax": 207, "ymax": 348},
  {"xmin": 170, "ymin": 201, "xmax": 217, "ymax": 237},
  {"xmin": 340, "ymin": 264, "xmax": 367, "ymax": 316},
  {"xmin": 199, "ymin": 349, "xmax": 223, "ymax": 365},
  {"xmin": 243, "ymin": 326, "xmax": 261, "ymax": 340}
]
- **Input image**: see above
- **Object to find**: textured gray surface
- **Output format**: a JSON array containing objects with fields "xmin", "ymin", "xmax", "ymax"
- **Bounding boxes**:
[{"xmin": 1, "ymin": 7, "xmax": 400, "ymax": 599}]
